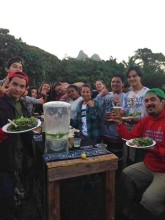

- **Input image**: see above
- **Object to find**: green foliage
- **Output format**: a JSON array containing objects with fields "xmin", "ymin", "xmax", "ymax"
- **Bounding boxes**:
[{"xmin": 1, "ymin": 28, "xmax": 165, "ymax": 90}]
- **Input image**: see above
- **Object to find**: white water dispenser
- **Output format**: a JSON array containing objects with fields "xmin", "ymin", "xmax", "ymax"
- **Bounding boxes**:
[{"xmin": 43, "ymin": 101, "xmax": 71, "ymax": 154}]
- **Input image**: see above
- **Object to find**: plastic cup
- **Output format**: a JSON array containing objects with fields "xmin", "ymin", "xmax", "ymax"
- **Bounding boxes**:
[
  {"xmin": 112, "ymin": 106, "xmax": 122, "ymax": 117},
  {"xmin": 74, "ymin": 138, "xmax": 81, "ymax": 148}
]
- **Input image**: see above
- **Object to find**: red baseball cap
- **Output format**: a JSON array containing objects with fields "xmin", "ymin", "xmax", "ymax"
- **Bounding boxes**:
[{"xmin": 8, "ymin": 71, "xmax": 29, "ymax": 86}]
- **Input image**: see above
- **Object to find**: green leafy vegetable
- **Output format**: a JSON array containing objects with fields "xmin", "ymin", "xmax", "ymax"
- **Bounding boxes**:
[
  {"xmin": 129, "ymin": 137, "xmax": 153, "ymax": 147},
  {"xmin": 8, "ymin": 117, "xmax": 37, "ymax": 131},
  {"xmin": 46, "ymin": 132, "xmax": 68, "ymax": 139},
  {"xmin": 125, "ymin": 112, "xmax": 141, "ymax": 118}
]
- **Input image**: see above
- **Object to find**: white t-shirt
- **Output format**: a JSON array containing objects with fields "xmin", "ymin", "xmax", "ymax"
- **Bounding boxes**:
[
  {"xmin": 81, "ymin": 104, "xmax": 87, "ymax": 136},
  {"xmin": 122, "ymin": 87, "xmax": 149, "ymax": 119},
  {"xmin": 69, "ymin": 96, "xmax": 83, "ymax": 119}
]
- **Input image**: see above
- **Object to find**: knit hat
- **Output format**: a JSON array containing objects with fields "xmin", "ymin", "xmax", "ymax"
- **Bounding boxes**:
[
  {"xmin": 145, "ymin": 88, "xmax": 165, "ymax": 99},
  {"xmin": 8, "ymin": 71, "xmax": 29, "ymax": 86}
]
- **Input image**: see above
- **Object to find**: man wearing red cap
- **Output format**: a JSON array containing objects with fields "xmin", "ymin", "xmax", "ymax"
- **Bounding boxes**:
[{"xmin": 0, "ymin": 71, "xmax": 33, "ymax": 219}]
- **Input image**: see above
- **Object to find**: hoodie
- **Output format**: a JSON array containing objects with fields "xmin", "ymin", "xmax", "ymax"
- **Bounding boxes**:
[{"xmin": 117, "ymin": 109, "xmax": 165, "ymax": 172}]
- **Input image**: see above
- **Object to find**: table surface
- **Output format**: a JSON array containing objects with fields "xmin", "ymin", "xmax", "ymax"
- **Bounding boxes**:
[
  {"xmin": 47, "ymin": 153, "xmax": 118, "ymax": 168},
  {"xmin": 46, "ymin": 153, "xmax": 118, "ymax": 181}
]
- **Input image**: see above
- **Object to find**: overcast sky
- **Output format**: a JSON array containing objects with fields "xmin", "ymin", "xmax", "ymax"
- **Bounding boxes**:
[{"xmin": 1, "ymin": 0, "xmax": 165, "ymax": 62}]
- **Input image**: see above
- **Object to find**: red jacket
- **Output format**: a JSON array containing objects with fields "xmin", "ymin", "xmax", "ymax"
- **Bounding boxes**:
[{"xmin": 118, "ymin": 109, "xmax": 165, "ymax": 172}]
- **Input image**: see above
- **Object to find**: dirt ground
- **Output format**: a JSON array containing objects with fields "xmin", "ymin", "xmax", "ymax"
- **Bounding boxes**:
[{"xmin": 21, "ymin": 171, "xmax": 123, "ymax": 220}]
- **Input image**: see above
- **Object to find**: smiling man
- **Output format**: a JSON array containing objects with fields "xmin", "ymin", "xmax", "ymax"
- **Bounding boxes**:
[
  {"xmin": 114, "ymin": 88, "xmax": 165, "ymax": 220},
  {"xmin": 0, "ymin": 71, "xmax": 33, "ymax": 219},
  {"xmin": 0, "ymin": 56, "xmax": 23, "ymax": 87},
  {"xmin": 0, "ymin": 56, "xmax": 23, "ymax": 97},
  {"xmin": 94, "ymin": 73, "xmax": 125, "ymax": 159},
  {"xmin": 122, "ymin": 66, "xmax": 150, "ymax": 165},
  {"xmin": 123, "ymin": 66, "xmax": 149, "ymax": 121}
]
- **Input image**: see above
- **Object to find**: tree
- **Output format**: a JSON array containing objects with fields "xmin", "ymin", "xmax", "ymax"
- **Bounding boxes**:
[
  {"xmin": 0, "ymin": 28, "xmax": 9, "ymax": 35},
  {"xmin": 134, "ymin": 48, "xmax": 165, "ymax": 71},
  {"xmin": 122, "ymin": 56, "xmax": 142, "ymax": 69},
  {"xmin": 1, "ymin": 28, "xmax": 165, "ymax": 89},
  {"xmin": 133, "ymin": 48, "xmax": 165, "ymax": 88}
]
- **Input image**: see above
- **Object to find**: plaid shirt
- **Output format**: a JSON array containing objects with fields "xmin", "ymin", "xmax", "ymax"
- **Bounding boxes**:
[{"xmin": 71, "ymin": 99, "xmax": 101, "ymax": 139}]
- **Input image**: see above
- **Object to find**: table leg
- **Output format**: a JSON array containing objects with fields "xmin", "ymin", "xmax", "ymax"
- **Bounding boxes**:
[
  {"xmin": 48, "ymin": 181, "xmax": 60, "ymax": 220},
  {"xmin": 106, "ymin": 170, "xmax": 115, "ymax": 220}
]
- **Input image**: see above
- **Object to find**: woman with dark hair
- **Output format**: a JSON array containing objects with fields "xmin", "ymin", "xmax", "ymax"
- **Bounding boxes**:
[
  {"xmin": 28, "ymin": 86, "xmax": 38, "ymax": 99},
  {"xmin": 92, "ymin": 80, "xmax": 105, "ymax": 99},
  {"xmin": 37, "ymin": 83, "xmax": 52, "ymax": 102},
  {"xmin": 52, "ymin": 82, "xmax": 62, "ymax": 101},
  {"xmin": 67, "ymin": 84, "xmax": 83, "ymax": 120},
  {"xmin": 34, "ymin": 82, "xmax": 52, "ymax": 114},
  {"xmin": 52, "ymin": 82, "xmax": 70, "ymax": 102}
]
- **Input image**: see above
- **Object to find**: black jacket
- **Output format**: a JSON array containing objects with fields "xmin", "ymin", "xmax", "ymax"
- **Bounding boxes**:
[{"xmin": 0, "ymin": 94, "xmax": 33, "ymax": 173}]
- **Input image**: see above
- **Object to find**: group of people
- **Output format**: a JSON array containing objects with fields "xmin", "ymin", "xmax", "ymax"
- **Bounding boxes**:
[{"xmin": 0, "ymin": 56, "xmax": 165, "ymax": 220}]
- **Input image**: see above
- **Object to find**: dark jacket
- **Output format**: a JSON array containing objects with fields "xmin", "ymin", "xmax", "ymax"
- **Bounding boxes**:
[{"xmin": 0, "ymin": 94, "xmax": 33, "ymax": 173}]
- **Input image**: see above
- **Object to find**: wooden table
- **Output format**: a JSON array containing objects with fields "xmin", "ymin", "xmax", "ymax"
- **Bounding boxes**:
[{"xmin": 46, "ymin": 153, "xmax": 118, "ymax": 220}]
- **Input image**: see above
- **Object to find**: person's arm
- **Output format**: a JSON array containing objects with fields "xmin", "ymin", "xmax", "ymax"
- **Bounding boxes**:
[
  {"xmin": 60, "ymin": 93, "xmax": 69, "ymax": 102},
  {"xmin": 0, "ymin": 128, "xmax": 8, "ymax": 143},
  {"xmin": 104, "ymin": 109, "xmax": 143, "ymax": 140},
  {"xmin": 0, "ymin": 78, "xmax": 9, "ymax": 97},
  {"xmin": 118, "ymin": 117, "xmax": 148, "ymax": 139},
  {"xmin": 23, "ymin": 96, "xmax": 44, "ymax": 104},
  {"xmin": 94, "ymin": 92, "xmax": 105, "ymax": 100},
  {"xmin": 88, "ymin": 100, "xmax": 100, "ymax": 119}
]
